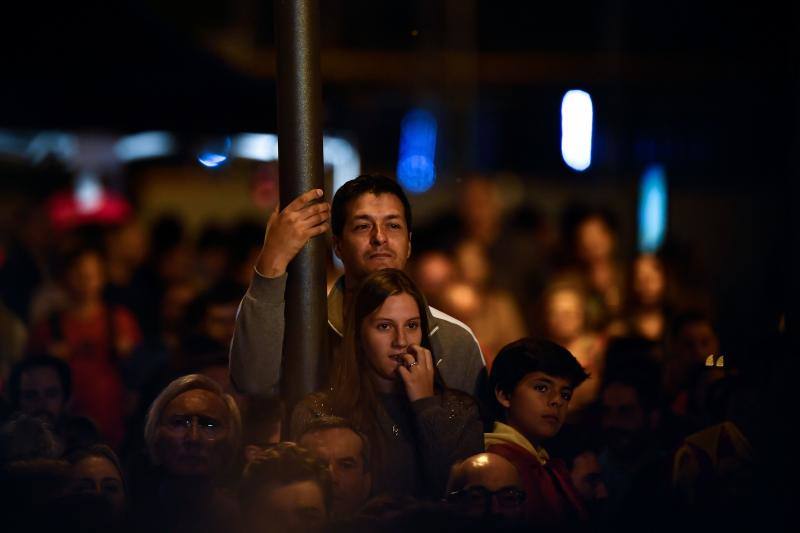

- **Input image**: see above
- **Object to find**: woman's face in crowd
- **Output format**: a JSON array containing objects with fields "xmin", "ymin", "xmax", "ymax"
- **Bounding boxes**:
[
  {"xmin": 633, "ymin": 254, "xmax": 665, "ymax": 306},
  {"xmin": 576, "ymin": 217, "xmax": 614, "ymax": 263},
  {"xmin": 71, "ymin": 455, "xmax": 126, "ymax": 516},
  {"xmin": 360, "ymin": 292, "xmax": 423, "ymax": 384},
  {"xmin": 66, "ymin": 252, "xmax": 105, "ymax": 301},
  {"xmin": 546, "ymin": 289, "xmax": 585, "ymax": 341}
]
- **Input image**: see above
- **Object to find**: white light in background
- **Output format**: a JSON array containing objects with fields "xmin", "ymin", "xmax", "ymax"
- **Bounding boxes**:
[
  {"xmin": 114, "ymin": 131, "xmax": 176, "ymax": 162},
  {"xmin": 561, "ymin": 90, "xmax": 593, "ymax": 171},
  {"xmin": 75, "ymin": 171, "xmax": 103, "ymax": 213},
  {"xmin": 638, "ymin": 164, "xmax": 668, "ymax": 253},
  {"xmin": 231, "ymin": 133, "xmax": 361, "ymax": 195}
]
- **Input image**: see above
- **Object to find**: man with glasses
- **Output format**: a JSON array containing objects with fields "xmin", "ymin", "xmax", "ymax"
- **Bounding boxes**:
[{"xmin": 445, "ymin": 452, "xmax": 526, "ymax": 522}]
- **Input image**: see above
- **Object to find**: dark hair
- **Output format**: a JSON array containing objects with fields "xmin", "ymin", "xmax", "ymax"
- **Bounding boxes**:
[
  {"xmin": 65, "ymin": 444, "xmax": 127, "ymax": 496},
  {"xmin": 669, "ymin": 310, "xmax": 715, "ymax": 340},
  {"xmin": 241, "ymin": 395, "xmax": 283, "ymax": 447},
  {"xmin": 331, "ymin": 269, "xmax": 439, "ymax": 454},
  {"xmin": 239, "ymin": 442, "xmax": 333, "ymax": 512},
  {"xmin": 296, "ymin": 416, "xmax": 371, "ymax": 472},
  {"xmin": 331, "ymin": 174, "xmax": 412, "ymax": 237},
  {"xmin": 8, "ymin": 355, "xmax": 72, "ymax": 410},
  {"xmin": 490, "ymin": 338, "xmax": 589, "ymax": 400},
  {"xmin": 549, "ymin": 424, "xmax": 603, "ymax": 470}
]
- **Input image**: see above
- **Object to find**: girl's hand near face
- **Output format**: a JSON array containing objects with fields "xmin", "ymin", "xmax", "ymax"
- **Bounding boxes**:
[{"xmin": 397, "ymin": 344, "xmax": 435, "ymax": 402}]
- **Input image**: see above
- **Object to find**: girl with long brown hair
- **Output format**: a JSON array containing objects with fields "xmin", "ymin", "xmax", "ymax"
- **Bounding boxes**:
[{"xmin": 291, "ymin": 268, "xmax": 483, "ymax": 500}]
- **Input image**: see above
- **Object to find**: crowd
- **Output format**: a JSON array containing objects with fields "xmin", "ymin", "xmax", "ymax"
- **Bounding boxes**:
[{"xmin": 0, "ymin": 173, "xmax": 792, "ymax": 532}]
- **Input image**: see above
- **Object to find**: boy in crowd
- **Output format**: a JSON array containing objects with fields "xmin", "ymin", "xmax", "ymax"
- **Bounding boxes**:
[{"xmin": 485, "ymin": 337, "xmax": 589, "ymax": 526}]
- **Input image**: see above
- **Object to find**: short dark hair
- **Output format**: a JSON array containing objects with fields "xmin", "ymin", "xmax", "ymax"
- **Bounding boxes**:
[
  {"xmin": 8, "ymin": 355, "xmax": 72, "ymax": 410},
  {"xmin": 239, "ymin": 442, "xmax": 333, "ymax": 513},
  {"xmin": 490, "ymin": 338, "xmax": 589, "ymax": 400},
  {"xmin": 296, "ymin": 416, "xmax": 371, "ymax": 472},
  {"xmin": 331, "ymin": 174, "xmax": 412, "ymax": 237}
]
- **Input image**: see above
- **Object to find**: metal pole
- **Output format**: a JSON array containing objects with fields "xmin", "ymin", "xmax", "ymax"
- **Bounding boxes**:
[{"xmin": 275, "ymin": 0, "xmax": 327, "ymax": 418}]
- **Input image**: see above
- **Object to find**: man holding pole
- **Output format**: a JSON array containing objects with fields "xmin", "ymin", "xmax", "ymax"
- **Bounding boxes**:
[{"xmin": 229, "ymin": 174, "xmax": 486, "ymax": 398}]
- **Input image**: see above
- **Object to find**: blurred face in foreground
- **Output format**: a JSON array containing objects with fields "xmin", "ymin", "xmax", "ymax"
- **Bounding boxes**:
[{"xmin": 246, "ymin": 481, "xmax": 327, "ymax": 533}]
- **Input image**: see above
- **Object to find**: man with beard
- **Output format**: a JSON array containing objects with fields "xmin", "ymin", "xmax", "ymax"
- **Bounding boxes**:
[{"xmin": 6, "ymin": 355, "xmax": 100, "ymax": 453}]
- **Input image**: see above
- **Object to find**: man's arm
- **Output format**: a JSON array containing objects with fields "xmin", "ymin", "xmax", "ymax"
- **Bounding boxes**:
[{"xmin": 229, "ymin": 189, "xmax": 330, "ymax": 394}]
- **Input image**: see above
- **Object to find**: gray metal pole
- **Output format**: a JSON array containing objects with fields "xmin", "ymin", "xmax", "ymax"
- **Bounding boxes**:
[{"xmin": 275, "ymin": 0, "xmax": 327, "ymax": 416}]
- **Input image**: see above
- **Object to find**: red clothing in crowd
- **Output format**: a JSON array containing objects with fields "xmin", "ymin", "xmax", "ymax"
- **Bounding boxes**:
[{"xmin": 29, "ymin": 304, "xmax": 141, "ymax": 447}]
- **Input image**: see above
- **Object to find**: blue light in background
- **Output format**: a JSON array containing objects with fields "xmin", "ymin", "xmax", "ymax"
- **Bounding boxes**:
[
  {"xmin": 397, "ymin": 109, "xmax": 437, "ymax": 194},
  {"xmin": 561, "ymin": 90, "xmax": 593, "ymax": 171},
  {"xmin": 198, "ymin": 137, "xmax": 231, "ymax": 168},
  {"xmin": 638, "ymin": 164, "xmax": 668, "ymax": 253}
]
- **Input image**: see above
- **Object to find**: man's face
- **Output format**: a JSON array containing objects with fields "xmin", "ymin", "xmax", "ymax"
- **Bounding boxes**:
[
  {"xmin": 450, "ymin": 453, "xmax": 524, "ymax": 520},
  {"xmin": 570, "ymin": 451, "xmax": 608, "ymax": 504},
  {"xmin": 496, "ymin": 372, "xmax": 573, "ymax": 445},
  {"xmin": 601, "ymin": 382, "xmax": 647, "ymax": 457},
  {"xmin": 677, "ymin": 321, "xmax": 720, "ymax": 364},
  {"xmin": 19, "ymin": 366, "xmax": 65, "ymax": 422},
  {"xmin": 299, "ymin": 427, "xmax": 371, "ymax": 518},
  {"xmin": 156, "ymin": 389, "xmax": 232, "ymax": 478},
  {"xmin": 246, "ymin": 481, "xmax": 327, "ymax": 533},
  {"xmin": 333, "ymin": 193, "xmax": 410, "ymax": 285}
]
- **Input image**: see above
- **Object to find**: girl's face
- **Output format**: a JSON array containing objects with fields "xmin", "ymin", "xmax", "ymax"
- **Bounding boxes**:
[
  {"xmin": 71, "ymin": 455, "xmax": 126, "ymax": 516},
  {"xmin": 360, "ymin": 292, "xmax": 423, "ymax": 384}
]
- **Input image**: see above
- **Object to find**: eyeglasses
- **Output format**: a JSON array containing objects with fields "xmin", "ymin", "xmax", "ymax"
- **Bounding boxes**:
[
  {"xmin": 446, "ymin": 486, "xmax": 526, "ymax": 510},
  {"xmin": 163, "ymin": 415, "xmax": 225, "ymax": 438}
]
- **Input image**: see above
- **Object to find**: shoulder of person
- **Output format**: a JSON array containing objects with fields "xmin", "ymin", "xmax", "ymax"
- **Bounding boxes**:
[{"xmin": 428, "ymin": 306, "xmax": 481, "ymax": 349}]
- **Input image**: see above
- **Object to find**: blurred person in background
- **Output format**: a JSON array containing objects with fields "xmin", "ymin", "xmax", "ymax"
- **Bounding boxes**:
[
  {"xmin": 664, "ymin": 311, "xmax": 721, "ymax": 418},
  {"xmin": 445, "ymin": 241, "xmax": 526, "ymax": 367},
  {"xmin": 27, "ymin": 246, "xmax": 141, "ymax": 447},
  {"xmin": 539, "ymin": 279, "xmax": 606, "ymax": 413},
  {"xmin": 6, "ymin": 355, "xmax": 100, "ymax": 453},
  {"xmin": 408, "ymin": 249, "xmax": 457, "ymax": 311},
  {"xmin": 457, "ymin": 176, "xmax": 504, "ymax": 249},
  {"xmin": 561, "ymin": 207, "xmax": 625, "ymax": 330},
  {"xmin": 103, "ymin": 219, "xmax": 151, "ymax": 332},
  {"xmin": 0, "ymin": 300, "xmax": 27, "ymax": 387},
  {"xmin": 597, "ymin": 370, "xmax": 672, "ymax": 523},
  {"xmin": 610, "ymin": 253, "xmax": 672, "ymax": 342}
]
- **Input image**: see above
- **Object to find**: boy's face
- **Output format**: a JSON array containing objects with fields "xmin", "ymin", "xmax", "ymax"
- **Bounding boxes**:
[{"xmin": 496, "ymin": 371, "xmax": 574, "ymax": 444}]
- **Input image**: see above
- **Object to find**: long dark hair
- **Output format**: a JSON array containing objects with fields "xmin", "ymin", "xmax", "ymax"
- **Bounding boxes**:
[{"xmin": 329, "ymin": 269, "xmax": 444, "ymax": 457}]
